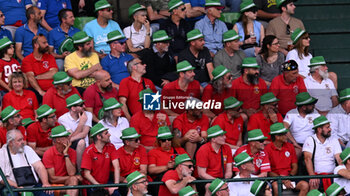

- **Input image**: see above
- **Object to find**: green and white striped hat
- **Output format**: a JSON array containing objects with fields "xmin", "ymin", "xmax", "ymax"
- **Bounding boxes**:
[
  {"xmin": 90, "ymin": 123, "xmax": 108, "ymax": 137},
  {"xmin": 260, "ymin": 92, "xmax": 279, "ymax": 105},
  {"xmin": 128, "ymin": 3, "xmax": 146, "ymax": 17},
  {"xmin": 339, "ymin": 88, "xmax": 350, "ymax": 103},
  {"xmin": 107, "ymin": 30, "xmax": 126, "ymax": 43},
  {"xmin": 224, "ymin": 96, "xmax": 243, "ymax": 110},
  {"xmin": 340, "ymin": 147, "xmax": 350, "ymax": 164},
  {"xmin": 240, "ymin": 0, "xmax": 256, "ymax": 13},
  {"xmin": 175, "ymin": 153, "xmax": 194, "ymax": 167},
  {"xmin": 53, "ymin": 71, "xmax": 72, "ymax": 85},
  {"xmin": 66, "ymin": 94, "xmax": 84, "ymax": 108},
  {"xmin": 103, "ymin": 98, "xmax": 123, "ymax": 111},
  {"xmin": 36, "ymin": 104, "xmax": 56, "ymax": 119},
  {"xmin": 234, "ymin": 151, "xmax": 253, "ymax": 167},
  {"xmin": 212, "ymin": 65, "xmax": 230, "ymax": 81},
  {"xmin": 120, "ymin": 127, "xmax": 141, "ymax": 140},
  {"xmin": 247, "ymin": 129, "xmax": 268, "ymax": 142},
  {"xmin": 58, "ymin": 37, "xmax": 75, "ymax": 54},
  {"xmin": 325, "ymin": 182, "xmax": 344, "ymax": 196},
  {"xmin": 250, "ymin": 180, "xmax": 267, "ymax": 195},
  {"xmin": 222, "ymin": 29, "xmax": 241, "ymax": 42},
  {"xmin": 72, "ymin": 31, "xmax": 92, "ymax": 44},
  {"xmin": 295, "ymin": 92, "xmax": 317, "ymax": 106},
  {"xmin": 207, "ymin": 125, "xmax": 227, "ymax": 139},
  {"xmin": 50, "ymin": 125, "xmax": 71, "ymax": 138},
  {"xmin": 157, "ymin": 126, "xmax": 173, "ymax": 140},
  {"xmin": 152, "ymin": 30, "xmax": 172, "ymax": 43},
  {"xmin": 95, "ymin": 0, "xmax": 112, "ymax": 12},
  {"xmin": 176, "ymin": 60, "xmax": 195, "ymax": 72},
  {"xmin": 241, "ymin": 57, "xmax": 260, "ymax": 68},
  {"xmin": 205, "ymin": 0, "xmax": 224, "ymax": 8},
  {"xmin": 309, "ymin": 56, "xmax": 326, "ymax": 67},
  {"xmin": 312, "ymin": 116, "xmax": 330, "ymax": 130},
  {"xmin": 0, "ymin": 37, "xmax": 12, "ymax": 50},
  {"xmin": 168, "ymin": 0, "xmax": 184, "ymax": 12},
  {"xmin": 269, "ymin": 123, "xmax": 289, "ymax": 135},
  {"xmin": 1, "ymin": 106, "xmax": 20, "ymax": 122},
  {"xmin": 186, "ymin": 29, "xmax": 204, "ymax": 42},
  {"xmin": 291, "ymin": 28, "xmax": 306, "ymax": 45},
  {"xmin": 126, "ymin": 171, "xmax": 146, "ymax": 187},
  {"xmin": 179, "ymin": 186, "xmax": 198, "ymax": 196},
  {"xmin": 307, "ymin": 189, "xmax": 324, "ymax": 196},
  {"xmin": 209, "ymin": 178, "xmax": 225, "ymax": 196}
]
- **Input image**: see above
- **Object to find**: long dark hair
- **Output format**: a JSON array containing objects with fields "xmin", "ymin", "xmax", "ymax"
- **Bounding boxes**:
[
  {"xmin": 237, "ymin": 7, "xmax": 258, "ymax": 36},
  {"xmin": 259, "ymin": 35, "xmax": 277, "ymax": 62},
  {"xmin": 293, "ymin": 32, "xmax": 310, "ymax": 59}
]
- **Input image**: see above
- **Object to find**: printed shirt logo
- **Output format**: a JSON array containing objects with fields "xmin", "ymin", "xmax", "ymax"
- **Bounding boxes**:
[
  {"xmin": 27, "ymin": 98, "xmax": 33, "ymax": 106},
  {"xmin": 43, "ymin": 61, "xmax": 49, "ymax": 69},
  {"xmin": 105, "ymin": 152, "xmax": 110, "ymax": 159},
  {"xmin": 293, "ymin": 85, "xmax": 299, "ymax": 94},
  {"xmin": 285, "ymin": 151, "xmax": 290, "ymax": 157},
  {"xmin": 307, "ymin": 117, "xmax": 313, "ymax": 124},
  {"xmin": 134, "ymin": 157, "xmax": 141, "ymax": 165},
  {"xmin": 325, "ymin": 84, "xmax": 330, "ymax": 90},
  {"xmin": 326, "ymin": 147, "xmax": 332, "ymax": 154},
  {"xmin": 143, "ymin": 91, "xmax": 161, "ymax": 111},
  {"xmin": 254, "ymin": 86, "xmax": 260, "ymax": 94}
]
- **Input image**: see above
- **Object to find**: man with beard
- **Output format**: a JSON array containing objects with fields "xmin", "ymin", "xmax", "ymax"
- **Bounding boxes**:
[
  {"xmin": 303, "ymin": 116, "xmax": 342, "ymax": 191},
  {"xmin": 158, "ymin": 153, "xmax": 196, "ymax": 195},
  {"xmin": 304, "ymin": 56, "xmax": 338, "ymax": 116},
  {"xmin": 58, "ymin": 94, "xmax": 92, "ymax": 171},
  {"xmin": 15, "ymin": 6, "xmax": 48, "ymax": 61},
  {"xmin": 83, "ymin": 70, "xmax": 118, "ymax": 123},
  {"xmin": 22, "ymin": 34, "xmax": 58, "ymax": 101},
  {"xmin": 231, "ymin": 57, "xmax": 268, "ymax": 116},
  {"xmin": 270, "ymin": 60, "xmax": 307, "ymax": 116},
  {"xmin": 126, "ymin": 171, "xmax": 149, "ymax": 196},
  {"xmin": 64, "ymin": 31, "xmax": 102, "ymax": 95},
  {"xmin": 173, "ymin": 98, "xmax": 209, "ymax": 158},
  {"xmin": 284, "ymin": 92, "xmax": 320, "ymax": 159},
  {"xmin": 0, "ymin": 106, "xmax": 26, "ymax": 147}
]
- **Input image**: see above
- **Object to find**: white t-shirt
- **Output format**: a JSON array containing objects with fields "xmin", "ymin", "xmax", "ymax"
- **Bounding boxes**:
[
  {"xmin": 334, "ymin": 165, "xmax": 350, "ymax": 194},
  {"xmin": 123, "ymin": 23, "xmax": 152, "ymax": 49},
  {"xmin": 99, "ymin": 117, "xmax": 129, "ymax": 150},
  {"xmin": 284, "ymin": 108, "xmax": 320, "ymax": 144},
  {"xmin": 327, "ymin": 104, "xmax": 350, "ymax": 142},
  {"xmin": 286, "ymin": 49, "xmax": 312, "ymax": 78},
  {"xmin": 228, "ymin": 174, "xmax": 257, "ymax": 196},
  {"xmin": 302, "ymin": 134, "xmax": 341, "ymax": 173}
]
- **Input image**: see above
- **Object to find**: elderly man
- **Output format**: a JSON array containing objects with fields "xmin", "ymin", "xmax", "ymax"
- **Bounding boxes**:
[
  {"xmin": 0, "ymin": 129, "xmax": 52, "ymax": 196},
  {"xmin": 159, "ymin": 154, "xmax": 196, "ymax": 195},
  {"xmin": 126, "ymin": 171, "xmax": 149, "ymax": 196},
  {"xmin": 195, "ymin": 0, "xmax": 227, "ymax": 55},
  {"xmin": 334, "ymin": 147, "xmax": 350, "ymax": 194},
  {"xmin": 304, "ymin": 56, "xmax": 338, "ymax": 116},
  {"xmin": 42, "ymin": 126, "xmax": 81, "ymax": 196},
  {"xmin": 0, "ymin": 106, "xmax": 26, "ymax": 147}
]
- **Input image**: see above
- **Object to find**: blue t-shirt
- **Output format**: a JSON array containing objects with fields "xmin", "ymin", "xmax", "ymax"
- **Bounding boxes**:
[
  {"xmin": 183, "ymin": 0, "xmax": 205, "ymax": 21},
  {"xmin": 0, "ymin": 27, "xmax": 13, "ymax": 41},
  {"xmin": 14, "ymin": 24, "xmax": 48, "ymax": 57},
  {"xmin": 37, "ymin": 0, "xmax": 72, "ymax": 29},
  {"xmin": 83, "ymin": 19, "xmax": 123, "ymax": 54},
  {"xmin": 48, "ymin": 26, "xmax": 80, "ymax": 54},
  {"xmin": 0, "ymin": 0, "xmax": 32, "ymax": 25},
  {"xmin": 101, "ymin": 53, "xmax": 133, "ymax": 84}
]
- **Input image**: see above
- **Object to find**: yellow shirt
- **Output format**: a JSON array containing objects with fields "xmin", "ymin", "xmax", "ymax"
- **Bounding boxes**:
[{"xmin": 64, "ymin": 51, "xmax": 99, "ymax": 88}]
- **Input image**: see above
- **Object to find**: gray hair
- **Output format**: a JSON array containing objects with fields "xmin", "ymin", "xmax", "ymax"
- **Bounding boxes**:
[
  {"xmin": 6, "ymin": 129, "xmax": 22, "ymax": 144},
  {"xmin": 212, "ymin": 77, "xmax": 224, "ymax": 94},
  {"xmin": 310, "ymin": 65, "xmax": 321, "ymax": 74},
  {"xmin": 102, "ymin": 110, "xmax": 115, "ymax": 125},
  {"xmin": 127, "ymin": 58, "xmax": 139, "ymax": 74}
]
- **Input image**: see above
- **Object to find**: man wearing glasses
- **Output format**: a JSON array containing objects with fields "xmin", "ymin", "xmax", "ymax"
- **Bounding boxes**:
[
  {"xmin": 0, "ymin": 106, "xmax": 26, "ymax": 147},
  {"xmin": 126, "ymin": 171, "xmax": 149, "ymax": 196}
]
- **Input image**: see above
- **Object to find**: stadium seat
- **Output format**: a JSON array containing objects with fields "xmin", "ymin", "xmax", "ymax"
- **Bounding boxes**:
[
  {"xmin": 73, "ymin": 17, "xmax": 96, "ymax": 31},
  {"xmin": 219, "ymin": 12, "xmax": 240, "ymax": 24}
]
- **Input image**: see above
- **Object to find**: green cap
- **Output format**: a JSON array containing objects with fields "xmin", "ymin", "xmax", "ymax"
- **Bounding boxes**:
[
  {"xmin": 36, "ymin": 104, "xmax": 56, "ymax": 119},
  {"xmin": 0, "ymin": 37, "xmax": 13, "ymax": 50},
  {"xmin": 325, "ymin": 183, "xmax": 344, "ymax": 196},
  {"xmin": 175, "ymin": 153, "xmax": 194, "ymax": 167},
  {"xmin": 269, "ymin": 122, "xmax": 289, "ymax": 135},
  {"xmin": 312, "ymin": 116, "xmax": 330, "ymax": 130},
  {"xmin": 207, "ymin": 125, "xmax": 226, "ymax": 139},
  {"xmin": 209, "ymin": 178, "xmax": 225, "ymax": 196},
  {"xmin": 129, "ymin": 3, "xmax": 146, "ymax": 17},
  {"xmin": 59, "ymin": 37, "xmax": 75, "ymax": 54},
  {"xmin": 103, "ymin": 98, "xmax": 122, "ymax": 111},
  {"xmin": 120, "ymin": 127, "xmax": 141, "ymax": 140},
  {"xmin": 307, "ymin": 189, "xmax": 324, "ymax": 196},
  {"xmin": 339, "ymin": 88, "xmax": 350, "ymax": 103},
  {"xmin": 53, "ymin": 71, "xmax": 72, "ymax": 85},
  {"xmin": 90, "ymin": 123, "xmax": 108, "ymax": 137},
  {"xmin": 250, "ymin": 180, "xmax": 266, "ymax": 195},
  {"xmin": 234, "ymin": 152, "xmax": 253, "ymax": 167},
  {"xmin": 212, "ymin": 65, "xmax": 230, "ymax": 81},
  {"xmin": 22, "ymin": 192, "xmax": 34, "ymax": 196},
  {"xmin": 139, "ymin": 88, "xmax": 154, "ymax": 101},
  {"xmin": 291, "ymin": 28, "xmax": 306, "ymax": 45},
  {"xmin": 309, "ymin": 56, "xmax": 326, "ymax": 67},
  {"xmin": 72, "ymin": 31, "xmax": 92, "ymax": 44},
  {"xmin": 157, "ymin": 126, "xmax": 173, "ymax": 140},
  {"xmin": 1, "ymin": 106, "xmax": 20, "ymax": 122},
  {"xmin": 22, "ymin": 118, "xmax": 34, "ymax": 127},
  {"xmin": 176, "ymin": 60, "xmax": 195, "ymax": 72},
  {"xmin": 126, "ymin": 171, "xmax": 145, "ymax": 187},
  {"xmin": 340, "ymin": 147, "xmax": 350, "ymax": 164},
  {"xmin": 247, "ymin": 129, "xmax": 268, "ymax": 142},
  {"xmin": 186, "ymin": 29, "xmax": 204, "ymax": 42},
  {"xmin": 179, "ymin": 186, "xmax": 198, "ymax": 196},
  {"xmin": 276, "ymin": 0, "xmax": 296, "ymax": 8},
  {"xmin": 107, "ymin": 30, "xmax": 126, "ymax": 43},
  {"xmin": 95, "ymin": 0, "xmax": 112, "ymax": 12},
  {"xmin": 66, "ymin": 94, "xmax": 84, "ymax": 108},
  {"xmin": 240, "ymin": 0, "xmax": 256, "ymax": 12},
  {"xmin": 152, "ymin": 30, "xmax": 172, "ymax": 42},
  {"xmin": 241, "ymin": 57, "xmax": 260, "ymax": 68},
  {"xmin": 224, "ymin": 96, "xmax": 243, "ymax": 110},
  {"xmin": 205, "ymin": 0, "xmax": 224, "ymax": 7},
  {"xmin": 168, "ymin": 0, "xmax": 184, "ymax": 11},
  {"xmin": 295, "ymin": 92, "xmax": 317, "ymax": 106},
  {"xmin": 222, "ymin": 29, "xmax": 241, "ymax": 42},
  {"xmin": 50, "ymin": 125, "xmax": 71, "ymax": 138},
  {"xmin": 260, "ymin": 92, "xmax": 279, "ymax": 105}
]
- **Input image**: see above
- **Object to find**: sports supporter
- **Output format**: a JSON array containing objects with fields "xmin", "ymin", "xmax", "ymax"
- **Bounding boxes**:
[
  {"xmin": 334, "ymin": 147, "xmax": 350, "ymax": 194},
  {"xmin": 173, "ymin": 98, "xmax": 209, "ymax": 158},
  {"xmin": 303, "ymin": 116, "xmax": 342, "ymax": 191},
  {"xmin": 15, "ymin": 6, "xmax": 48, "ymax": 61},
  {"xmin": 208, "ymin": 178, "xmax": 229, "ymax": 196},
  {"xmin": 27, "ymin": 104, "xmax": 59, "ymax": 156},
  {"xmin": 37, "ymin": 0, "xmax": 72, "ymax": 31},
  {"xmin": 83, "ymin": 70, "xmax": 118, "ymax": 123},
  {"xmin": 81, "ymin": 123, "xmax": 120, "ymax": 195},
  {"xmin": 126, "ymin": 171, "xmax": 149, "ymax": 196},
  {"xmin": 43, "ymin": 71, "xmax": 81, "ymax": 118},
  {"xmin": 213, "ymin": 30, "xmax": 245, "ymax": 80},
  {"xmin": 325, "ymin": 183, "xmax": 346, "ymax": 196},
  {"xmin": 270, "ymin": 60, "xmax": 307, "ymax": 116},
  {"xmin": 250, "ymin": 180, "xmax": 273, "ymax": 196},
  {"xmin": 0, "ymin": 106, "xmax": 26, "ymax": 147},
  {"xmin": 196, "ymin": 125, "xmax": 233, "ymax": 179},
  {"xmin": 265, "ymin": 123, "xmax": 309, "ymax": 195},
  {"xmin": 178, "ymin": 29, "xmax": 214, "ymax": 84},
  {"xmin": 233, "ymin": 129, "xmax": 271, "ymax": 177},
  {"xmin": 99, "ymin": 98, "xmax": 129, "ymax": 150},
  {"xmin": 0, "ymin": 37, "xmax": 20, "ymax": 93},
  {"xmin": 158, "ymin": 154, "xmax": 196, "ymax": 195},
  {"xmin": 162, "ymin": 60, "xmax": 201, "ymax": 116},
  {"xmin": 179, "ymin": 186, "xmax": 198, "ymax": 196},
  {"xmin": 42, "ymin": 126, "xmax": 81, "ymax": 196},
  {"xmin": 2, "ymin": 71, "xmax": 39, "ymax": 120},
  {"xmin": 130, "ymin": 89, "xmax": 170, "ymax": 151},
  {"xmin": 231, "ymin": 57, "xmax": 267, "ymax": 116},
  {"xmin": 255, "ymin": 0, "xmax": 280, "ymax": 24},
  {"xmin": 248, "ymin": 92, "xmax": 283, "ymax": 141}
]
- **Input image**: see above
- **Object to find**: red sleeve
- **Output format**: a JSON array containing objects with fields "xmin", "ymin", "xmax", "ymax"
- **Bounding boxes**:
[
  {"xmin": 269, "ymin": 77, "xmax": 280, "ymax": 96},
  {"xmin": 83, "ymin": 86, "xmax": 95, "ymax": 108},
  {"xmin": 21, "ymin": 57, "xmax": 32, "ymax": 73},
  {"xmin": 81, "ymin": 149, "xmax": 92, "ymax": 170},
  {"xmin": 26, "ymin": 123, "xmax": 37, "ymax": 143},
  {"xmin": 109, "ymin": 145, "xmax": 118, "ymax": 161},
  {"xmin": 42, "ymin": 90, "xmax": 53, "ymax": 107},
  {"xmin": 118, "ymin": 78, "xmax": 129, "ymax": 98},
  {"xmin": 247, "ymin": 114, "xmax": 259, "ymax": 131},
  {"xmin": 161, "ymin": 170, "xmax": 178, "ymax": 183},
  {"xmin": 232, "ymin": 146, "xmax": 244, "ymax": 172},
  {"xmin": 224, "ymin": 145, "xmax": 233, "ymax": 163},
  {"xmin": 260, "ymin": 152, "xmax": 271, "ymax": 172},
  {"xmin": 195, "ymin": 145, "xmax": 209, "ymax": 168},
  {"xmin": 42, "ymin": 148, "xmax": 54, "ymax": 168},
  {"xmin": 0, "ymin": 129, "xmax": 6, "ymax": 147},
  {"xmin": 69, "ymin": 148, "xmax": 77, "ymax": 165},
  {"xmin": 148, "ymin": 149, "xmax": 157, "ymax": 165},
  {"xmin": 212, "ymin": 116, "xmax": 225, "ymax": 129},
  {"xmin": 140, "ymin": 146, "xmax": 148, "ymax": 165},
  {"xmin": 201, "ymin": 85, "xmax": 213, "ymax": 102}
]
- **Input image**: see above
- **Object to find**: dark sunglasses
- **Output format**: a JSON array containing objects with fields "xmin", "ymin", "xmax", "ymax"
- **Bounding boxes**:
[
  {"xmin": 0, "ymin": 14, "xmax": 4, "ymax": 17},
  {"xmin": 160, "ymin": 138, "xmax": 172, "ymax": 142},
  {"xmin": 129, "ymin": 138, "xmax": 139, "ymax": 142},
  {"xmin": 75, "ymin": 103, "xmax": 84, "ymax": 107},
  {"xmin": 181, "ymin": 164, "xmax": 194, "ymax": 169},
  {"xmin": 256, "ymin": 140, "xmax": 265, "ymax": 143},
  {"xmin": 276, "ymin": 132, "xmax": 287, "ymax": 136},
  {"xmin": 303, "ymin": 36, "xmax": 310, "ymax": 40},
  {"xmin": 179, "ymin": 7, "xmax": 186, "ymax": 11},
  {"xmin": 286, "ymin": 24, "xmax": 291, "ymax": 35},
  {"xmin": 102, "ymin": 8, "xmax": 112, "ymax": 12},
  {"xmin": 47, "ymin": 114, "xmax": 57, "ymax": 119}
]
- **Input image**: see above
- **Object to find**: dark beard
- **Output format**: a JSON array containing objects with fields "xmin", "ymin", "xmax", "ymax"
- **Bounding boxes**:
[
  {"xmin": 247, "ymin": 73, "xmax": 259, "ymax": 85},
  {"xmin": 82, "ymin": 48, "xmax": 92, "ymax": 57},
  {"xmin": 322, "ymin": 132, "xmax": 331, "ymax": 139},
  {"xmin": 304, "ymin": 108, "xmax": 314, "ymax": 114},
  {"xmin": 39, "ymin": 46, "xmax": 49, "ymax": 54},
  {"xmin": 101, "ymin": 84, "xmax": 113, "ymax": 92}
]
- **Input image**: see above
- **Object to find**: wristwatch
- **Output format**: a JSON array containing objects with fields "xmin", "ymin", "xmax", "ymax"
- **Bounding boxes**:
[{"xmin": 64, "ymin": 154, "xmax": 69, "ymax": 158}]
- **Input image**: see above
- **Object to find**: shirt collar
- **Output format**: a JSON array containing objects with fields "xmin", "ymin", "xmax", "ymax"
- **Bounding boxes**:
[{"xmin": 131, "ymin": 23, "xmax": 145, "ymax": 33}]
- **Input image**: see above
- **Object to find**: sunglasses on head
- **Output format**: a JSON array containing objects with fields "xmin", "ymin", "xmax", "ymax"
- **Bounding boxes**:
[{"xmin": 286, "ymin": 24, "xmax": 291, "ymax": 35}]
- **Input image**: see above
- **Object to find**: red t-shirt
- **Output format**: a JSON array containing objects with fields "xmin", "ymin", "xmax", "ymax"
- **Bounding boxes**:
[
  {"xmin": 22, "ymin": 53, "xmax": 58, "ymax": 91},
  {"xmin": 233, "ymin": 144, "xmax": 271, "ymax": 175},
  {"xmin": 270, "ymin": 74, "xmax": 307, "ymax": 115},
  {"xmin": 195, "ymin": 142, "xmax": 233, "ymax": 178},
  {"xmin": 42, "ymin": 146, "xmax": 77, "ymax": 176},
  {"xmin": 2, "ymin": 90, "xmax": 39, "ymax": 120},
  {"xmin": 0, "ymin": 58, "xmax": 21, "ymax": 91},
  {"xmin": 26, "ymin": 121, "xmax": 59, "ymax": 147},
  {"xmin": 162, "ymin": 79, "xmax": 201, "ymax": 114},
  {"xmin": 231, "ymin": 76, "xmax": 268, "ymax": 110},
  {"xmin": 201, "ymin": 84, "xmax": 231, "ymax": 115},
  {"xmin": 0, "ymin": 126, "xmax": 27, "ymax": 146},
  {"xmin": 247, "ymin": 111, "xmax": 283, "ymax": 140},
  {"xmin": 148, "ymin": 147, "xmax": 187, "ymax": 166},
  {"xmin": 81, "ymin": 143, "xmax": 118, "ymax": 184},
  {"xmin": 130, "ymin": 110, "xmax": 170, "ymax": 147},
  {"xmin": 118, "ymin": 76, "xmax": 156, "ymax": 115},
  {"xmin": 264, "ymin": 142, "xmax": 297, "ymax": 176},
  {"xmin": 43, "ymin": 86, "xmax": 81, "ymax": 118},
  {"xmin": 172, "ymin": 112, "xmax": 209, "ymax": 136},
  {"xmin": 83, "ymin": 83, "xmax": 118, "ymax": 117},
  {"xmin": 116, "ymin": 145, "xmax": 148, "ymax": 177},
  {"xmin": 158, "ymin": 170, "xmax": 180, "ymax": 196},
  {"xmin": 211, "ymin": 112, "xmax": 244, "ymax": 145}
]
